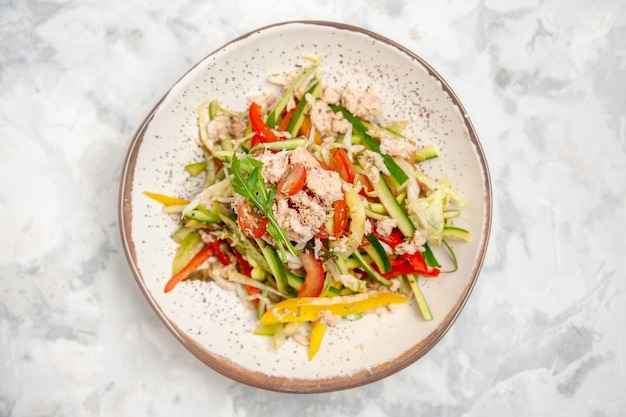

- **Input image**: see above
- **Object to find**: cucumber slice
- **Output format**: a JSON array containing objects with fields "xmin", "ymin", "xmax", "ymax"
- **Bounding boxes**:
[
  {"xmin": 414, "ymin": 145, "xmax": 438, "ymax": 163},
  {"xmin": 363, "ymin": 234, "xmax": 391, "ymax": 273},
  {"xmin": 330, "ymin": 105, "xmax": 408, "ymax": 184},
  {"xmin": 371, "ymin": 178, "xmax": 416, "ymax": 238},
  {"xmin": 287, "ymin": 80, "xmax": 321, "ymax": 137},
  {"xmin": 422, "ymin": 242, "xmax": 440, "ymax": 268},
  {"xmin": 254, "ymin": 323, "xmax": 282, "ymax": 336},
  {"xmin": 266, "ymin": 65, "xmax": 318, "ymax": 128},
  {"xmin": 170, "ymin": 227, "xmax": 195, "ymax": 244},
  {"xmin": 443, "ymin": 209, "xmax": 461, "ymax": 219},
  {"xmin": 184, "ymin": 209, "xmax": 220, "ymax": 224},
  {"xmin": 441, "ymin": 226, "xmax": 471, "ymax": 242},
  {"xmin": 219, "ymin": 213, "xmax": 270, "ymax": 271},
  {"xmin": 208, "ymin": 98, "xmax": 219, "ymax": 119},
  {"xmin": 352, "ymin": 250, "xmax": 392, "ymax": 287},
  {"xmin": 286, "ymin": 271, "xmax": 304, "ymax": 291},
  {"xmin": 172, "ymin": 231, "xmax": 204, "ymax": 275},
  {"xmin": 185, "ymin": 161, "xmax": 207, "ymax": 177},
  {"xmin": 406, "ymin": 274, "xmax": 432, "ymax": 321},
  {"xmin": 249, "ymin": 138, "xmax": 306, "ymax": 153},
  {"xmin": 258, "ymin": 242, "xmax": 288, "ymax": 295}
]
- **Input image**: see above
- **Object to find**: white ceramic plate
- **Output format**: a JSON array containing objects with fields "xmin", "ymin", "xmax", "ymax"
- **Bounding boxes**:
[{"xmin": 119, "ymin": 21, "xmax": 491, "ymax": 393}]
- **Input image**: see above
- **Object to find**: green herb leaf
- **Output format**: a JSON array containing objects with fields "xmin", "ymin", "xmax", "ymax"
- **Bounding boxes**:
[{"xmin": 229, "ymin": 154, "xmax": 298, "ymax": 261}]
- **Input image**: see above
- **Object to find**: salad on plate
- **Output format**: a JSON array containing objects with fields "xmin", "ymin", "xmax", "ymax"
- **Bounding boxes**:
[{"xmin": 144, "ymin": 57, "xmax": 470, "ymax": 360}]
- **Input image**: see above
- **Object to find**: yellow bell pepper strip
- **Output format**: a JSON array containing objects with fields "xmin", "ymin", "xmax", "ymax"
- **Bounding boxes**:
[
  {"xmin": 259, "ymin": 291, "xmax": 408, "ymax": 326},
  {"xmin": 340, "ymin": 188, "xmax": 366, "ymax": 257},
  {"xmin": 309, "ymin": 321, "xmax": 327, "ymax": 361},
  {"xmin": 143, "ymin": 191, "xmax": 190, "ymax": 206}
]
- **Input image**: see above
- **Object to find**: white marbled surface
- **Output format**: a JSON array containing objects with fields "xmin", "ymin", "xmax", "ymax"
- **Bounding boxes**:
[{"xmin": 1, "ymin": 0, "xmax": 625, "ymax": 416}]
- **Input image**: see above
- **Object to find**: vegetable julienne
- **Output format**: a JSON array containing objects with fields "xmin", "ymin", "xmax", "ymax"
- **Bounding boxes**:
[{"xmin": 144, "ymin": 58, "xmax": 471, "ymax": 360}]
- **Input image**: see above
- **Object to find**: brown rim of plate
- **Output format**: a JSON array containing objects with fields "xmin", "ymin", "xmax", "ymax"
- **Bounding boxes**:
[{"xmin": 118, "ymin": 20, "xmax": 493, "ymax": 393}]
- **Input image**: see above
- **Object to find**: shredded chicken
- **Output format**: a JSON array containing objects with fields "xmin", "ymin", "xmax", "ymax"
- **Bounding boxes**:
[
  {"xmin": 306, "ymin": 167, "xmax": 343, "ymax": 206},
  {"xmin": 248, "ymin": 93, "xmax": 276, "ymax": 113},
  {"xmin": 331, "ymin": 236, "xmax": 350, "ymax": 253},
  {"xmin": 257, "ymin": 150, "xmax": 291, "ymax": 184},
  {"xmin": 376, "ymin": 218, "xmax": 398, "ymax": 237},
  {"xmin": 228, "ymin": 116, "xmax": 247, "ymax": 139},
  {"xmin": 341, "ymin": 86, "xmax": 383, "ymax": 121},
  {"xmin": 321, "ymin": 86, "xmax": 341, "ymax": 104},
  {"xmin": 290, "ymin": 146, "xmax": 320, "ymax": 170},
  {"xmin": 375, "ymin": 130, "xmax": 416, "ymax": 158},
  {"xmin": 360, "ymin": 150, "xmax": 389, "ymax": 184},
  {"xmin": 318, "ymin": 309, "xmax": 342, "ymax": 326},
  {"xmin": 249, "ymin": 146, "xmax": 345, "ymax": 244},
  {"xmin": 364, "ymin": 219, "xmax": 373, "ymax": 236},
  {"xmin": 205, "ymin": 114, "xmax": 230, "ymax": 144},
  {"xmin": 395, "ymin": 229, "xmax": 428, "ymax": 255},
  {"xmin": 273, "ymin": 192, "xmax": 326, "ymax": 244},
  {"xmin": 268, "ymin": 67, "xmax": 304, "ymax": 88},
  {"xmin": 307, "ymin": 94, "xmax": 334, "ymax": 135}
]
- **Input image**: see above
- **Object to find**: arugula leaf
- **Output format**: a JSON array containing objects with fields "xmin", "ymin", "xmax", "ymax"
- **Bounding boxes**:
[{"xmin": 229, "ymin": 154, "xmax": 298, "ymax": 261}]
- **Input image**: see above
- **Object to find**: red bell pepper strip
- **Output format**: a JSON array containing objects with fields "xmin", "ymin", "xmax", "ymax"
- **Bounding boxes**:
[
  {"xmin": 403, "ymin": 251, "xmax": 428, "ymax": 272},
  {"xmin": 372, "ymin": 228, "xmax": 440, "ymax": 278},
  {"xmin": 297, "ymin": 253, "xmax": 325, "ymax": 298},
  {"xmin": 373, "ymin": 228, "xmax": 405, "ymax": 248},
  {"xmin": 333, "ymin": 197, "xmax": 349, "ymax": 238},
  {"xmin": 232, "ymin": 249, "xmax": 253, "ymax": 277},
  {"xmin": 356, "ymin": 173, "xmax": 373, "ymax": 196},
  {"xmin": 278, "ymin": 107, "xmax": 296, "ymax": 132},
  {"xmin": 329, "ymin": 148, "xmax": 357, "ymax": 183},
  {"xmin": 379, "ymin": 253, "xmax": 440, "ymax": 279},
  {"xmin": 246, "ymin": 284, "xmax": 262, "ymax": 308},
  {"xmin": 208, "ymin": 240, "xmax": 231, "ymax": 265},
  {"xmin": 249, "ymin": 102, "xmax": 278, "ymax": 147},
  {"xmin": 314, "ymin": 223, "xmax": 330, "ymax": 240},
  {"xmin": 164, "ymin": 244, "xmax": 214, "ymax": 293}
]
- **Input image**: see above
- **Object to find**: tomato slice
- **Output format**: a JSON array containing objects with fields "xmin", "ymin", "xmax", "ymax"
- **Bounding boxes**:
[
  {"xmin": 237, "ymin": 202, "xmax": 269, "ymax": 239},
  {"xmin": 297, "ymin": 253, "xmax": 325, "ymax": 298},
  {"xmin": 277, "ymin": 163, "xmax": 307, "ymax": 196},
  {"xmin": 333, "ymin": 197, "xmax": 349, "ymax": 238},
  {"xmin": 329, "ymin": 148, "xmax": 357, "ymax": 183},
  {"xmin": 249, "ymin": 102, "xmax": 278, "ymax": 146}
]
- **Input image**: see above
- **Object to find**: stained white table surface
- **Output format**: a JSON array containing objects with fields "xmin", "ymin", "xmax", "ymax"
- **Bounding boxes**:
[{"xmin": 1, "ymin": 0, "xmax": 625, "ymax": 416}]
